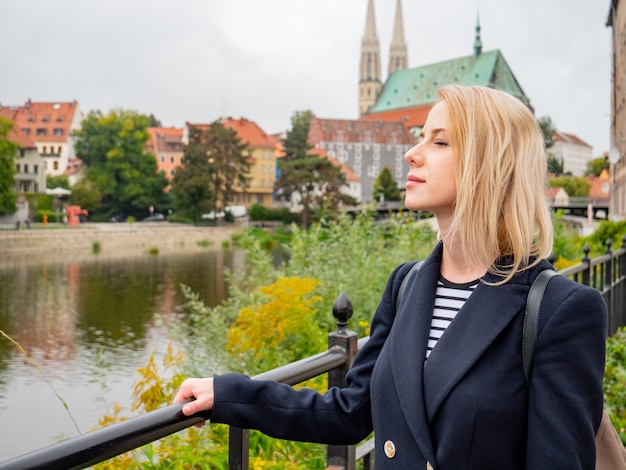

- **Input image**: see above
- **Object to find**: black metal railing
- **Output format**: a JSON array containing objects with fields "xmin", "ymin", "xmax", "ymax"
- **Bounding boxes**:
[{"xmin": 2, "ymin": 242, "xmax": 626, "ymax": 470}]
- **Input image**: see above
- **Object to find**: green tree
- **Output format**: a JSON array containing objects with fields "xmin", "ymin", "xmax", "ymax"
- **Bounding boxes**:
[
  {"xmin": 373, "ymin": 166, "xmax": 401, "ymax": 202},
  {"xmin": 205, "ymin": 120, "xmax": 250, "ymax": 210},
  {"xmin": 538, "ymin": 116, "xmax": 556, "ymax": 149},
  {"xmin": 146, "ymin": 114, "xmax": 162, "ymax": 127},
  {"xmin": 549, "ymin": 176, "xmax": 591, "ymax": 197},
  {"xmin": 46, "ymin": 174, "xmax": 70, "ymax": 189},
  {"xmin": 275, "ymin": 111, "xmax": 347, "ymax": 228},
  {"xmin": 70, "ymin": 178, "xmax": 101, "ymax": 213},
  {"xmin": 74, "ymin": 109, "xmax": 169, "ymax": 217},
  {"xmin": 547, "ymin": 155, "xmax": 564, "ymax": 175},
  {"xmin": 0, "ymin": 117, "xmax": 18, "ymax": 215},
  {"xmin": 586, "ymin": 156, "xmax": 609, "ymax": 177},
  {"xmin": 170, "ymin": 122, "xmax": 250, "ymax": 221}
]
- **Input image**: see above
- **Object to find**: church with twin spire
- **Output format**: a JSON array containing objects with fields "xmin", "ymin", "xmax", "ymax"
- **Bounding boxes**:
[{"xmin": 357, "ymin": 0, "xmax": 532, "ymax": 137}]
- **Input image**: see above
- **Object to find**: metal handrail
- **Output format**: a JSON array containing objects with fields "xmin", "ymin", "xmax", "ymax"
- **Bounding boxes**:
[{"xmin": 0, "ymin": 347, "xmax": 349, "ymax": 470}]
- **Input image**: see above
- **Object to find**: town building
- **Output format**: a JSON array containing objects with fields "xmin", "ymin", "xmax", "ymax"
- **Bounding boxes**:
[
  {"xmin": 360, "ymin": 8, "xmax": 532, "ymax": 137},
  {"xmin": 550, "ymin": 131, "xmax": 594, "ymax": 177},
  {"xmin": 607, "ymin": 0, "xmax": 626, "ymax": 219},
  {"xmin": 0, "ymin": 100, "xmax": 83, "ymax": 177},
  {"xmin": 0, "ymin": 108, "xmax": 46, "ymax": 194},
  {"xmin": 146, "ymin": 127, "xmax": 184, "ymax": 181},
  {"xmin": 183, "ymin": 118, "xmax": 279, "ymax": 208},
  {"xmin": 307, "ymin": 116, "xmax": 414, "ymax": 203}
]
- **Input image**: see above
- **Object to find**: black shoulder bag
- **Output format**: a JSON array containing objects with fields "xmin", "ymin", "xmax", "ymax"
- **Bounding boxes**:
[{"xmin": 523, "ymin": 269, "xmax": 626, "ymax": 469}]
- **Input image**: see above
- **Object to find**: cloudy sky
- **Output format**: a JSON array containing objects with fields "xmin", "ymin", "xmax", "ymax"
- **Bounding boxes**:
[{"xmin": 1, "ymin": 0, "xmax": 614, "ymax": 156}]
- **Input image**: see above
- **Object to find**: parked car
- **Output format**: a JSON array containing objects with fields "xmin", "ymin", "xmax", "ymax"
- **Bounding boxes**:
[
  {"xmin": 108, "ymin": 214, "xmax": 128, "ymax": 223},
  {"xmin": 201, "ymin": 211, "xmax": 225, "ymax": 220},
  {"xmin": 141, "ymin": 213, "xmax": 165, "ymax": 222}
]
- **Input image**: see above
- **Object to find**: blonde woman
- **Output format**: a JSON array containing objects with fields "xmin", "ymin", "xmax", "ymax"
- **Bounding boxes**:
[{"xmin": 174, "ymin": 85, "xmax": 607, "ymax": 469}]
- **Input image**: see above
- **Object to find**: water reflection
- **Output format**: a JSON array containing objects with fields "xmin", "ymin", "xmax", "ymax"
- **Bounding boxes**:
[{"xmin": 0, "ymin": 249, "xmax": 243, "ymax": 461}]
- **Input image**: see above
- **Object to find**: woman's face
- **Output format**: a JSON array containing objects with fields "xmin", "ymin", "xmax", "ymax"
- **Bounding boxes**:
[{"xmin": 403, "ymin": 101, "xmax": 457, "ymax": 222}]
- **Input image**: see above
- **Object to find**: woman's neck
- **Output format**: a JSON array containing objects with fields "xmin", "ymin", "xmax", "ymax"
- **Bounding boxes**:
[{"xmin": 438, "ymin": 229, "xmax": 492, "ymax": 284}]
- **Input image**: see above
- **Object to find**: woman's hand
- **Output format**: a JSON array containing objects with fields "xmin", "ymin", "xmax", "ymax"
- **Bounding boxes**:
[{"xmin": 173, "ymin": 377, "xmax": 215, "ymax": 416}]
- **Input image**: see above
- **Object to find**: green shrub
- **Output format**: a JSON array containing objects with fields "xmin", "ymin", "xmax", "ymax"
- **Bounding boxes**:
[{"xmin": 605, "ymin": 327, "xmax": 626, "ymax": 444}]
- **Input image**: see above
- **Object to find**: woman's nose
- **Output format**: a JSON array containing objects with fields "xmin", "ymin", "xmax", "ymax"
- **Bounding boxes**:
[{"xmin": 404, "ymin": 144, "xmax": 422, "ymax": 166}]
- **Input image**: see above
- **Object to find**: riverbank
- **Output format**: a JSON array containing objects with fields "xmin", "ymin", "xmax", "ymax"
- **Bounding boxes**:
[{"xmin": 0, "ymin": 222, "xmax": 242, "ymax": 265}]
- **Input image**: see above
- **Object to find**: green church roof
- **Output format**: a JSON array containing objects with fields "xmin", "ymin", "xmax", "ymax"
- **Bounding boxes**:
[{"xmin": 367, "ymin": 49, "xmax": 531, "ymax": 113}]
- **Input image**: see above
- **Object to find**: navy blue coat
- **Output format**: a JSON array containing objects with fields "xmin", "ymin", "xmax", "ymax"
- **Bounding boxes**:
[{"xmin": 211, "ymin": 243, "xmax": 607, "ymax": 469}]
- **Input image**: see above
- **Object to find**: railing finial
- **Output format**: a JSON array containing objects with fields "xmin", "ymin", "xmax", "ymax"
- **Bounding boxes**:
[{"xmin": 332, "ymin": 292, "xmax": 353, "ymax": 328}]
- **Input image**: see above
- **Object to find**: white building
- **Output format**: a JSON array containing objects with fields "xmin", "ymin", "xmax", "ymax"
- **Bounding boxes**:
[
  {"xmin": 551, "ymin": 131, "xmax": 594, "ymax": 177},
  {"xmin": 0, "ymin": 100, "xmax": 83, "ymax": 177}
]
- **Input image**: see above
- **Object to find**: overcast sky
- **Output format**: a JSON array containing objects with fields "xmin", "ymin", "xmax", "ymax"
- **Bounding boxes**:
[{"xmin": 1, "ymin": 0, "xmax": 614, "ymax": 156}]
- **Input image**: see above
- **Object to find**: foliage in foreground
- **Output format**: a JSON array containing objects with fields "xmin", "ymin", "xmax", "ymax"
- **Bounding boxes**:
[
  {"xmin": 605, "ymin": 327, "xmax": 626, "ymax": 445},
  {"xmin": 92, "ymin": 211, "xmax": 626, "ymax": 466}
]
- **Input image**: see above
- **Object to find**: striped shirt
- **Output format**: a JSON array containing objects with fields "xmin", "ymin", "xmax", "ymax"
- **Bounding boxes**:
[{"xmin": 426, "ymin": 276, "xmax": 479, "ymax": 359}]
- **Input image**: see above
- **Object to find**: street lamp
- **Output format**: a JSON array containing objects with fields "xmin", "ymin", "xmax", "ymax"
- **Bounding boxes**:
[{"xmin": 208, "ymin": 156, "xmax": 218, "ymax": 221}]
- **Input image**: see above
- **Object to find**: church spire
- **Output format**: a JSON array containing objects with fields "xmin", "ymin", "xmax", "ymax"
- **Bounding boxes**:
[
  {"xmin": 359, "ymin": 0, "xmax": 382, "ymax": 115},
  {"xmin": 473, "ymin": 11, "xmax": 482, "ymax": 57},
  {"xmin": 388, "ymin": 0, "xmax": 408, "ymax": 75}
]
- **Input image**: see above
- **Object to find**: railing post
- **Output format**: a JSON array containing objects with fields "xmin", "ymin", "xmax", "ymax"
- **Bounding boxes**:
[
  {"xmin": 620, "ymin": 236, "xmax": 626, "ymax": 333},
  {"xmin": 228, "ymin": 427, "xmax": 249, "ymax": 470},
  {"xmin": 606, "ymin": 239, "xmax": 614, "ymax": 334},
  {"xmin": 582, "ymin": 243, "xmax": 591, "ymax": 286},
  {"xmin": 326, "ymin": 292, "xmax": 358, "ymax": 470}
]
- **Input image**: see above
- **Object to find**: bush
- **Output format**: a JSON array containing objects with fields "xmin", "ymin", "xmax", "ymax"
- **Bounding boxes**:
[
  {"xmin": 248, "ymin": 203, "xmax": 300, "ymax": 224},
  {"xmin": 605, "ymin": 327, "xmax": 626, "ymax": 445}
]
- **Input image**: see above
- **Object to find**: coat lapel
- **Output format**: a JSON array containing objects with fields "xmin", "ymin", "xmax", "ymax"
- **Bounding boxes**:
[
  {"xmin": 388, "ymin": 247, "xmax": 442, "ymax": 463},
  {"xmin": 422, "ymin": 271, "xmax": 529, "ymax": 422}
]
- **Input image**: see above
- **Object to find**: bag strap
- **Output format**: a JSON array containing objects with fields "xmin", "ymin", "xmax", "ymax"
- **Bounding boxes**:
[
  {"xmin": 522, "ymin": 269, "xmax": 559, "ymax": 386},
  {"xmin": 395, "ymin": 260, "xmax": 424, "ymax": 312}
]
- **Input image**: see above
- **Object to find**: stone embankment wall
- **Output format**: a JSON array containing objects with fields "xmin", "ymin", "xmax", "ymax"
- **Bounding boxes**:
[{"xmin": 0, "ymin": 223, "xmax": 239, "ymax": 261}]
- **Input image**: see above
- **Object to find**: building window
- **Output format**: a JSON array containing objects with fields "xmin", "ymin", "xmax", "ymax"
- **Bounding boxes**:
[
  {"xmin": 161, "ymin": 156, "xmax": 165, "ymax": 163},
  {"xmin": 53, "ymin": 128, "xmax": 63, "ymax": 137},
  {"xmin": 170, "ymin": 156, "xmax": 174, "ymax": 163},
  {"xmin": 58, "ymin": 146, "xmax": 62, "ymax": 154},
  {"xmin": 34, "ymin": 165, "xmax": 38, "ymax": 174},
  {"xmin": 16, "ymin": 164, "xmax": 20, "ymax": 173},
  {"xmin": 22, "ymin": 128, "xmax": 30, "ymax": 135},
  {"xmin": 42, "ymin": 146, "xmax": 48, "ymax": 154},
  {"xmin": 53, "ymin": 161, "xmax": 59, "ymax": 170},
  {"xmin": 36, "ymin": 128, "xmax": 46, "ymax": 136},
  {"xmin": 19, "ymin": 149, "xmax": 25, "ymax": 157}
]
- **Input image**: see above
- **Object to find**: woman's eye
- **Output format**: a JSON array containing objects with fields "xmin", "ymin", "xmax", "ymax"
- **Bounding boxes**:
[{"xmin": 435, "ymin": 141, "xmax": 448, "ymax": 146}]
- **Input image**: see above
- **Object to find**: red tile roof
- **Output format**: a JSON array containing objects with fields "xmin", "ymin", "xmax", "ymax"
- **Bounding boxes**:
[
  {"xmin": 0, "ymin": 107, "xmax": 36, "ymax": 148},
  {"xmin": 64, "ymin": 157, "xmax": 84, "ymax": 176},
  {"xmin": 147, "ymin": 127, "xmax": 183, "ymax": 153},
  {"xmin": 186, "ymin": 118, "xmax": 277, "ymax": 149},
  {"xmin": 0, "ymin": 100, "xmax": 79, "ymax": 143},
  {"xmin": 587, "ymin": 171, "xmax": 611, "ymax": 199},
  {"xmin": 308, "ymin": 116, "xmax": 415, "ymax": 144},
  {"xmin": 359, "ymin": 105, "xmax": 432, "ymax": 133}
]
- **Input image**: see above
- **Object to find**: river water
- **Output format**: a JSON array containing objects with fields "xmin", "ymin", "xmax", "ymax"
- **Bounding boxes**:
[{"xmin": 0, "ymin": 249, "xmax": 243, "ymax": 462}]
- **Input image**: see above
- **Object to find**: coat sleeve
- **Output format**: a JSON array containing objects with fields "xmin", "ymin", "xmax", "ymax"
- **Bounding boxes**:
[
  {"xmin": 209, "ymin": 262, "xmax": 415, "ymax": 445},
  {"xmin": 526, "ymin": 277, "xmax": 607, "ymax": 469}
]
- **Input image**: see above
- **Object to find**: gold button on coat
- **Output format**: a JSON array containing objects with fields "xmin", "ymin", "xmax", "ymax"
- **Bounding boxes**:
[{"xmin": 383, "ymin": 440, "xmax": 396, "ymax": 458}]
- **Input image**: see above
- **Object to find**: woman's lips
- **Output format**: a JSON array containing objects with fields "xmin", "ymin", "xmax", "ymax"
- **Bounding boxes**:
[{"xmin": 406, "ymin": 175, "xmax": 425, "ymax": 188}]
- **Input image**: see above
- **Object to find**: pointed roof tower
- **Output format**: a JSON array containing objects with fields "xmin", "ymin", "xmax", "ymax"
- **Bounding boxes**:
[
  {"xmin": 388, "ymin": 0, "xmax": 408, "ymax": 75},
  {"xmin": 473, "ymin": 12, "xmax": 483, "ymax": 57},
  {"xmin": 359, "ymin": 0, "xmax": 383, "ymax": 115}
]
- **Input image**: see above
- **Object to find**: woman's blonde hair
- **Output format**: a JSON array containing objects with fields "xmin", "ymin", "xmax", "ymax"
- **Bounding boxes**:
[{"xmin": 438, "ymin": 85, "xmax": 553, "ymax": 283}]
